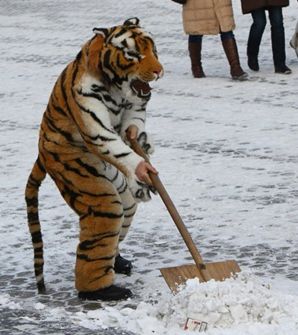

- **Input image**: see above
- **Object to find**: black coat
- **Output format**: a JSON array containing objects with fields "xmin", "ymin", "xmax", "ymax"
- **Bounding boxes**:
[{"xmin": 241, "ymin": 0, "xmax": 289, "ymax": 14}]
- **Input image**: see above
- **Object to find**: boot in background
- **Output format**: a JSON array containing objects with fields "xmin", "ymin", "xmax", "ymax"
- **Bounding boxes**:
[
  {"xmin": 188, "ymin": 39, "xmax": 205, "ymax": 78},
  {"xmin": 222, "ymin": 37, "xmax": 248, "ymax": 81}
]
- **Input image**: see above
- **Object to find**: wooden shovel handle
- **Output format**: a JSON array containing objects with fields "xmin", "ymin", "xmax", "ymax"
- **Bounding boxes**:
[{"xmin": 129, "ymin": 138, "xmax": 207, "ymax": 272}]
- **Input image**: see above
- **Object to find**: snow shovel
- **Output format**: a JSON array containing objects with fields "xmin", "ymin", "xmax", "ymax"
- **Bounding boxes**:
[{"xmin": 129, "ymin": 138, "xmax": 241, "ymax": 293}]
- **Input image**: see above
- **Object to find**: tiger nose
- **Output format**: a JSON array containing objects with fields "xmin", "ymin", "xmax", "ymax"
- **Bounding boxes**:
[{"xmin": 154, "ymin": 66, "xmax": 164, "ymax": 80}]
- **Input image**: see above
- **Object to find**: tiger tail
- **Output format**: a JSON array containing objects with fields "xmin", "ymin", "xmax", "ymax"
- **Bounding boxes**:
[{"xmin": 25, "ymin": 155, "xmax": 47, "ymax": 293}]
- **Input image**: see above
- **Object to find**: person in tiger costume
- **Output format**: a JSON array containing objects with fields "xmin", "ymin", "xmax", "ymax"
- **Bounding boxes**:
[{"xmin": 25, "ymin": 17, "xmax": 163, "ymax": 301}]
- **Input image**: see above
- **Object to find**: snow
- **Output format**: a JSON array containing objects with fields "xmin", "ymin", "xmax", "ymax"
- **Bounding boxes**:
[
  {"xmin": 2, "ymin": 272, "xmax": 298, "ymax": 334},
  {"xmin": 1, "ymin": 0, "xmax": 298, "ymax": 334},
  {"xmin": 0, "ymin": 295, "xmax": 21, "ymax": 310},
  {"xmin": 67, "ymin": 272, "xmax": 298, "ymax": 334}
]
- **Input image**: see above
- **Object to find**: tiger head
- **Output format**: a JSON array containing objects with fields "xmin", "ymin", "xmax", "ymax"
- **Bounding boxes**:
[{"xmin": 87, "ymin": 18, "xmax": 163, "ymax": 92}]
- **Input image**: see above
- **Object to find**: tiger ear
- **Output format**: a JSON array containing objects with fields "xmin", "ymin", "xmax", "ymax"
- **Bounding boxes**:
[
  {"xmin": 123, "ymin": 17, "xmax": 140, "ymax": 27},
  {"xmin": 87, "ymin": 34, "xmax": 105, "ymax": 76},
  {"xmin": 92, "ymin": 27, "xmax": 109, "ymax": 38}
]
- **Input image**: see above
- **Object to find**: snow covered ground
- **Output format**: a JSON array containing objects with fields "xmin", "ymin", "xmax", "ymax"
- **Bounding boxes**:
[{"xmin": 1, "ymin": 0, "xmax": 298, "ymax": 334}]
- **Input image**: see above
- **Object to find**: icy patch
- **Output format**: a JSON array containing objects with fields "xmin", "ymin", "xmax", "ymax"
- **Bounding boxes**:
[
  {"xmin": 34, "ymin": 302, "xmax": 46, "ymax": 310},
  {"xmin": 0, "ymin": 294, "xmax": 22, "ymax": 310},
  {"xmin": 70, "ymin": 272, "xmax": 298, "ymax": 335}
]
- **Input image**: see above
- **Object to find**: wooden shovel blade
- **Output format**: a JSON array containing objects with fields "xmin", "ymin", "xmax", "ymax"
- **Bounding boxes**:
[{"xmin": 160, "ymin": 260, "xmax": 241, "ymax": 293}]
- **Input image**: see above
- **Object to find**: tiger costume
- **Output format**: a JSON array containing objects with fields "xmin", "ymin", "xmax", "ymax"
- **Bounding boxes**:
[{"xmin": 25, "ymin": 17, "xmax": 163, "ymax": 301}]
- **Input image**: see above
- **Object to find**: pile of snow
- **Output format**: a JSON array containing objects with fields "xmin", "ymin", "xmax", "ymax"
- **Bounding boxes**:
[
  {"xmin": 71, "ymin": 272, "xmax": 298, "ymax": 334},
  {"xmin": 164, "ymin": 272, "xmax": 298, "ymax": 332}
]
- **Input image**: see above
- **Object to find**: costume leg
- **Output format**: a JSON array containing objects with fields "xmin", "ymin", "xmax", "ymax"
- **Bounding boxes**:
[
  {"xmin": 116, "ymin": 184, "xmax": 137, "ymax": 275},
  {"xmin": 44, "ymin": 153, "xmax": 124, "ymax": 292},
  {"xmin": 103, "ymin": 163, "xmax": 137, "ymax": 252}
]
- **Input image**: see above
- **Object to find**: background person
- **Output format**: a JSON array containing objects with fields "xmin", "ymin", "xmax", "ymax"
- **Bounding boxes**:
[
  {"xmin": 182, "ymin": 0, "xmax": 248, "ymax": 80},
  {"xmin": 241, "ymin": 0, "xmax": 291, "ymax": 74}
]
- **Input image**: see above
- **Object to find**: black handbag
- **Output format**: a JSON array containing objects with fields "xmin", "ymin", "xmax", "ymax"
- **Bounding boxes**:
[{"xmin": 171, "ymin": 0, "xmax": 186, "ymax": 4}]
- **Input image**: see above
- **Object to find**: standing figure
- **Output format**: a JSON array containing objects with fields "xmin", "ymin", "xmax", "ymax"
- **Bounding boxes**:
[
  {"xmin": 241, "ymin": 0, "xmax": 291, "ymax": 74},
  {"xmin": 182, "ymin": 0, "xmax": 248, "ymax": 80},
  {"xmin": 25, "ymin": 18, "xmax": 163, "ymax": 301}
]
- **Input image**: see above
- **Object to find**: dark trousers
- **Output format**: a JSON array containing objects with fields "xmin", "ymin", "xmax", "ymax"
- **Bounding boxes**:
[
  {"xmin": 247, "ymin": 7, "xmax": 286, "ymax": 67},
  {"xmin": 189, "ymin": 31, "xmax": 234, "ymax": 43}
]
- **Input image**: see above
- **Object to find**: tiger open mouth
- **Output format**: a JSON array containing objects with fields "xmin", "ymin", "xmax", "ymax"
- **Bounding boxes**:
[{"xmin": 130, "ymin": 79, "xmax": 151, "ymax": 98}]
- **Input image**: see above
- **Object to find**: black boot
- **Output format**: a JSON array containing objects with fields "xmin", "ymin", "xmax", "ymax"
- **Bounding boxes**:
[
  {"xmin": 188, "ymin": 40, "xmax": 205, "ymax": 78},
  {"xmin": 222, "ymin": 37, "xmax": 248, "ymax": 80},
  {"xmin": 274, "ymin": 65, "xmax": 292, "ymax": 74},
  {"xmin": 78, "ymin": 285, "xmax": 133, "ymax": 301},
  {"xmin": 247, "ymin": 55, "xmax": 259, "ymax": 71},
  {"xmin": 114, "ymin": 254, "xmax": 132, "ymax": 275}
]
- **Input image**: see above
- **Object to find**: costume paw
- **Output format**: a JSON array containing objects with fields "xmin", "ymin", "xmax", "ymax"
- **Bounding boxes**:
[
  {"xmin": 137, "ymin": 131, "xmax": 154, "ymax": 155},
  {"xmin": 127, "ymin": 176, "xmax": 152, "ymax": 202}
]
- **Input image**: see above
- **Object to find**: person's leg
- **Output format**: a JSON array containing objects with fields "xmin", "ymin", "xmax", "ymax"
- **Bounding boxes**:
[
  {"xmin": 290, "ymin": 20, "xmax": 298, "ymax": 57},
  {"xmin": 106, "ymin": 163, "xmax": 137, "ymax": 275},
  {"xmin": 221, "ymin": 31, "xmax": 248, "ymax": 80},
  {"xmin": 45, "ymin": 153, "xmax": 132, "ymax": 301},
  {"xmin": 75, "ymin": 190, "xmax": 123, "ymax": 292},
  {"xmin": 188, "ymin": 34, "xmax": 205, "ymax": 78},
  {"xmin": 269, "ymin": 7, "xmax": 291, "ymax": 73},
  {"xmin": 247, "ymin": 9, "xmax": 267, "ymax": 71}
]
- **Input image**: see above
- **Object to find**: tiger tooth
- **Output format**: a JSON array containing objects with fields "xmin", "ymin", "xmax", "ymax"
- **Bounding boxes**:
[{"xmin": 132, "ymin": 86, "xmax": 138, "ymax": 94}]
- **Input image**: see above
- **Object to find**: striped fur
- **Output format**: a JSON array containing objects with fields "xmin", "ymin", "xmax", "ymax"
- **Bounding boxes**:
[{"xmin": 25, "ymin": 18, "xmax": 163, "ymax": 293}]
